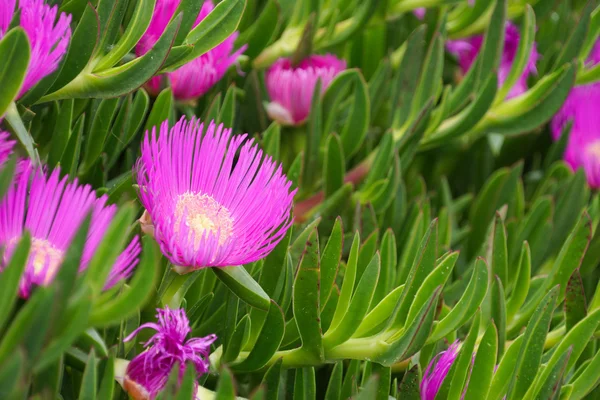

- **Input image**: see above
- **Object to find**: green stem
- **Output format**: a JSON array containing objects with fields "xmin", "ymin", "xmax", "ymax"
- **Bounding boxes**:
[
  {"xmin": 544, "ymin": 325, "xmax": 566, "ymax": 350},
  {"xmin": 159, "ymin": 267, "xmax": 202, "ymax": 308},
  {"xmin": 4, "ymin": 102, "xmax": 39, "ymax": 164}
]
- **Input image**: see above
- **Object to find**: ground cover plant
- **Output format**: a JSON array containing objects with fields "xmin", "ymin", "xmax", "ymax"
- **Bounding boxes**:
[{"xmin": 1, "ymin": 0, "xmax": 600, "ymax": 399}]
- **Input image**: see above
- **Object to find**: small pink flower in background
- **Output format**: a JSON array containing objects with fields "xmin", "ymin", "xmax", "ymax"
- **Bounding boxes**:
[
  {"xmin": 420, "ymin": 341, "xmax": 460, "ymax": 400},
  {"xmin": 0, "ymin": 162, "xmax": 140, "ymax": 298},
  {"xmin": 123, "ymin": 307, "xmax": 217, "ymax": 400},
  {"xmin": 551, "ymin": 41, "xmax": 600, "ymax": 188},
  {"xmin": 0, "ymin": 0, "xmax": 72, "ymax": 97},
  {"xmin": 447, "ymin": 21, "xmax": 538, "ymax": 99},
  {"xmin": 414, "ymin": 1, "xmax": 473, "ymax": 19},
  {"xmin": 136, "ymin": 0, "xmax": 245, "ymax": 102},
  {"xmin": 265, "ymin": 54, "xmax": 346, "ymax": 126},
  {"xmin": 135, "ymin": 117, "xmax": 295, "ymax": 272},
  {"xmin": 414, "ymin": 8, "xmax": 426, "ymax": 19}
]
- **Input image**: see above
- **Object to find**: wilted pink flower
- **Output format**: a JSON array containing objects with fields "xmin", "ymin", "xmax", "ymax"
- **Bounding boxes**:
[
  {"xmin": 551, "ymin": 41, "xmax": 600, "ymax": 188},
  {"xmin": 0, "ymin": 0, "xmax": 71, "ymax": 97},
  {"xmin": 136, "ymin": 0, "xmax": 245, "ymax": 102},
  {"xmin": 135, "ymin": 117, "xmax": 295, "ymax": 272},
  {"xmin": 447, "ymin": 21, "xmax": 538, "ymax": 99},
  {"xmin": 0, "ymin": 162, "xmax": 140, "ymax": 298},
  {"xmin": 265, "ymin": 54, "xmax": 346, "ymax": 126},
  {"xmin": 123, "ymin": 307, "xmax": 217, "ymax": 400},
  {"xmin": 421, "ymin": 341, "xmax": 460, "ymax": 400},
  {"xmin": 0, "ymin": 131, "xmax": 15, "ymax": 167}
]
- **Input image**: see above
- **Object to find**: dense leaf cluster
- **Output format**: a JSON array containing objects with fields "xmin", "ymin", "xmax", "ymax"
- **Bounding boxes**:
[{"xmin": 1, "ymin": 0, "xmax": 600, "ymax": 399}]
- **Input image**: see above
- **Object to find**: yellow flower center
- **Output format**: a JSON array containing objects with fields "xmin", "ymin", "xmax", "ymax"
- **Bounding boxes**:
[
  {"xmin": 174, "ymin": 192, "xmax": 234, "ymax": 246},
  {"xmin": 586, "ymin": 141, "xmax": 600, "ymax": 158},
  {"xmin": 29, "ymin": 238, "xmax": 64, "ymax": 285}
]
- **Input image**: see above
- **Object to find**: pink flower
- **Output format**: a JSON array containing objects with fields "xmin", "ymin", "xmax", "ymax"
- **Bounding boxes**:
[
  {"xmin": 0, "ymin": 0, "xmax": 71, "ymax": 97},
  {"xmin": 265, "ymin": 54, "xmax": 346, "ymax": 126},
  {"xmin": 0, "ymin": 131, "xmax": 15, "ymax": 167},
  {"xmin": 136, "ymin": 0, "xmax": 245, "ymax": 102},
  {"xmin": 447, "ymin": 21, "xmax": 538, "ymax": 99},
  {"xmin": 0, "ymin": 162, "xmax": 140, "ymax": 298},
  {"xmin": 414, "ymin": 1, "xmax": 473, "ymax": 19},
  {"xmin": 551, "ymin": 41, "xmax": 600, "ymax": 188},
  {"xmin": 135, "ymin": 117, "xmax": 295, "ymax": 271},
  {"xmin": 421, "ymin": 341, "xmax": 460, "ymax": 400},
  {"xmin": 123, "ymin": 307, "xmax": 217, "ymax": 400},
  {"xmin": 414, "ymin": 8, "xmax": 426, "ymax": 19}
]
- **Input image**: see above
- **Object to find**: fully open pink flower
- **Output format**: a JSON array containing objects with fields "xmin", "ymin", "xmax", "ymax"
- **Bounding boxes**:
[
  {"xmin": 0, "ymin": 162, "xmax": 140, "ymax": 297},
  {"xmin": 551, "ymin": 41, "xmax": 600, "ymax": 188},
  {"xmin": 123, "ymin": 307, "xmax": 216, "ymax": 400},
  {"xmin": 421, "ymin": 341, "xmax": 460, "ymax": 400},
  {"xmin": 135, "ymin": 117, "xmax": 295, "ymax": 271},
  {"xmin": 0, "ymin": 0, "xmax": 71, "ymax": 97},
  {"xmin": 136, "ymin": 0, "xmax": 245, "ymax": 102},
  {"xmin": 447, "ymin": 21, "xmax": 538, "ymax": 99},
  {"xmin": 265, "ymin": 54, "xmax": 346, "ymax": 126}
]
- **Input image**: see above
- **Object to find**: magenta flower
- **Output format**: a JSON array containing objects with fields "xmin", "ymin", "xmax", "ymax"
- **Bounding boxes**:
[
  {"xmin": 123, "ymin": 307, "xmax": 217, "ymax": 400},
  {"xmin": 0, "ymin": 0, "xmax": 71, "ymax": 97},
  {"xmin": 414, "ymin": 1, "xmax": 473, "ymax": 19},
  {"xmin": 136, "ymin": 0, "xmax": 245, "ymax": 102},
  {"xmin": 0, "ymin": 162, "xmax": 141, "ymax": 298},
  {"xmin": 135, "ymin": 117, "xmax": 295, "ymax": 272},
  {"xmin": 447, "ymin": 21, "xmax": 538, "ymax": 99},
  {"xmin": 421, "ymin": 341, "xmax": 460, "ymax": 400},
  {"xmin": 265, "ymin": 54, "xmax": 346, "ymax": 126},
  {"xmin": 414, "ymin": 8, "xmax": 426, "ymax": 19},
  {"xmin": 0, "ymin": 131, "xmax": 15, "ymax": 167},
  {"xmin": 551, "ymin": 41, "xmax": 600, "ymax": 188}
]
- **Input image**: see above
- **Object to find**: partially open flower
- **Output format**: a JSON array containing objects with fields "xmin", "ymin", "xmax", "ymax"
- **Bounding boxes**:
[
  {"xmin": 420, "ymin": 341, "xmax": 460, "ymax": 400},
  {"xmin": 136, "ymin": 0, "xmax": 245, "ymax": 102},
  {"xmin": 265, "ymin": 54, "xmax": 346, "ymax": 126},
  {"xmin": 551, "ymin": 41, "xmax": 600, "ymax": 188},
  {"xmin": 446, "ymin": 21, "xmax": 538, "ymax": 99},
  {"xmin": 123, "ymin": 307, "xmax": 217, "ymax": 400},
  {"xmin": 0, "ymin": 0, "xmax": 72, "ymax": 97},
  {"xmin": 135, "ymin": 117, "xmax": 295, "ymax": 272},
  {"xmin": 0, "ymin": 162, "xmax": 140, "ymax": 297}
]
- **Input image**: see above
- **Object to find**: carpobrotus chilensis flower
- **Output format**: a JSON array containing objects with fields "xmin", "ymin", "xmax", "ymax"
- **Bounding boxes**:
[
  {"xmin": 122, "ymin": 307, "xmax": 217, "ymax": 400},
  {"xmin": 0, "ymin": 162, "xmax": 141, "ymax": 297},
  {"xmin": 136, "ymin": 0, "xmax": 245, "ymax": 102},
  {"xmin": 420, "ymin": 341, "xmax": 460, "ymax": 400},
  {"xmin": 550, "ymin": 41, "xmax": 600, "ymax": 188},
  {"xmin": 447, "ymin": 21, "xmax": 538, "ymax": 99},
  {"xmin": 0, "ymin": 131, "xmax": 15, "ymax": 167},
  {"xmin": 0, "ymin": 0, "xmax": 72, "ymax": 97},
  {"xmin": 265, "ymin": 54, "xmax": 346, "ymax": 126},
  {"xmin": 135, "ymin": 117, "xmax": 295, "ymax": 272}
]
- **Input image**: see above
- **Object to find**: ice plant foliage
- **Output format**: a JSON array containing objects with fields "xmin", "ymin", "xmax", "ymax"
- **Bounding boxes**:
[
  {"xmin": 123, "ymin": 307, "xmax": 217, "ymax": 400},
  {"xmin": 0, "ymin": 163, "xmax": 141, "ymax": 297},
  {"xmin": 420, "ymin": 341, "xmax": 460, "ymax": 400},
  {"xmin": 136, "ymin": 0, "xmax": 245, "ymax": 102},
  {"xmin": 265, "ymin": 54, "xmax": 347, "ymax": 126},
  {"xmin": 551, "ymin": 41, "xmax": 600, "ymax": 188},
  {"xmin": 0, "ymin": 0, "xmax": 71, "ymax": 97},
  {"xmin": 447, "ymin": 21, "xmax": 538, "ymax": 99},
  {"xmin": 135, "ymin": 117, "xmax": 295, "ymax": 271}
]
